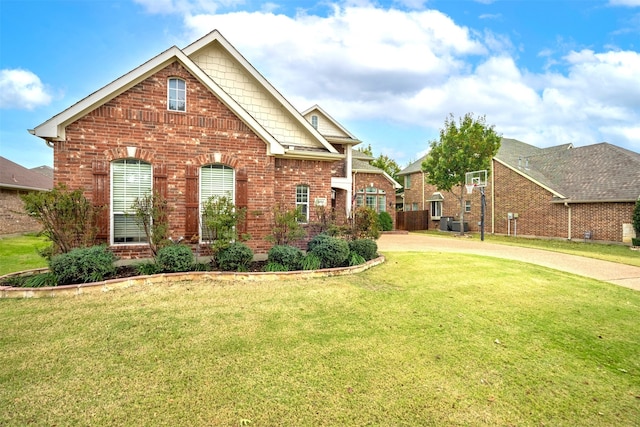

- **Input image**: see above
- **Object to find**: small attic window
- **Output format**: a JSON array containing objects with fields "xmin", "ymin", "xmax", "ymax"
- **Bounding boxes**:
[
  {"xmin": 311, "ymin": 115, "xmax": 318, "ymax": 129},
  {"xmin": 168, "ymin": 78, "xmax": 186, "ymax": 112}
]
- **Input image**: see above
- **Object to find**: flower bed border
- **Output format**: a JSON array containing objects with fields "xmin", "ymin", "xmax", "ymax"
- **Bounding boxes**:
[{"xmin": 0, "ymin": 256, "xmax": 385, "ymax": 299}]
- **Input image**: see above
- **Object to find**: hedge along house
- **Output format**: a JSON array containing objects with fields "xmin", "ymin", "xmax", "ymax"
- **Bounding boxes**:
[
  {"xmin": 29, "ymin": 30, "xmax": 392, "ymax": 259},
  {"xmin": 398, "ymin": 138, "xmax": 640, "ymax": 243}
]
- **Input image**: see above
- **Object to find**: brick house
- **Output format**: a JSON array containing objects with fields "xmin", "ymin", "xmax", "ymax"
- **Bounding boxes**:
[
  {"xmin": 398, "ymin": 138, "xmax": 640, "ymax": 243},
  {"xmin": 29, "ymin": 30, "xmax": 396, "ymax": 258},
  {"xmin": 0, "ymin": 157, "xmax": 53, "ymax": 235},
  {"xmin": 300, "ymin": 105, "xmax": 401, "ymax": 227}
]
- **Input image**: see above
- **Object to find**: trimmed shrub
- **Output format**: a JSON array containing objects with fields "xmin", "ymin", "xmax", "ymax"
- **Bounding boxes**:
[
  {"xmin": 348, "ymin": 239, "xmax": 378, "ymax": 261},
  {"xmin": 267, "ymin": 245, "xmax": 304, "ymax": 271},
  {"xmin": 378, "ymin": 211, "xmax": 393, "ymax": 231},
  {"xmin": 49, "ymin": 245, "xmax": 117, "ymax": 285},
  {"xmin": 156, "ymin": 244, "xmax": 194, "ymax": 273},
  {"xmin": 309, "ymin": 235, "xmax": 350, "ymax": 268},
  {"xmin": 307, "ymin": 233, "xmax": 333, "ymax": 253},
  {"xmin": 300, "ymin": 252, "xmax": 321, "ymax": 271},
  {"xmin": 348, "ymin": 252, "xmax": 366, "ymax": 266},
  {"xmin": 217, "ymin": 242, "xmax": 254, "ymax": 272}
]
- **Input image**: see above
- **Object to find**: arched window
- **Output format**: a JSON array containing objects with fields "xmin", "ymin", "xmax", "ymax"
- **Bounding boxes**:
[
  {"xmin": 111, "ymin": 159, "xmax": 152, "ymax": 244},
  {"xmin": 168, "ymin": 78, "xmax": 186, "ymax": 112},
  {"xmin": 200, "ymin": 164, "xmax": 234, "ymax": 241},
  {"xmin": 356, "ymin": 187, "xmax": 386, "ymax": 213}
]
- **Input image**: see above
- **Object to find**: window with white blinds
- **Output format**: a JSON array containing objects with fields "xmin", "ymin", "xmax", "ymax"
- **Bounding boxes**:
[
  {"xmin": 200, "ymin": 164, "xmax": 235, "ymax": 239},
  {"xmin": 111, "ymin": 159, "xmax": 152, "ymax": 244}
]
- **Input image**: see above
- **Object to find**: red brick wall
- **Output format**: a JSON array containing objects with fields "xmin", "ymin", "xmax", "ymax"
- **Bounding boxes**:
[
  {"xmin": 401, "ymin": 171, "xmax": 491, "ymax": 232},
  {"xmin": 353, "ymin": 172, "xmax": 397, "ymax": 228},
  {"xmin": 0, "ymin": 189, "xmax": 43, "ymax": 235},
  {"xmin": 492, "ymin": 161, "xmax": 634, "ymax": 242},
  {"xmin": 55, "ymin": 61, "xmax": 336, "ymax": 258}
]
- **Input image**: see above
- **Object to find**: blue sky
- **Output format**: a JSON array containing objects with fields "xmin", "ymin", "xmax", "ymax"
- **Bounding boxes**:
[{"xmin": 1, "ymin": 0, "xmax": 640, "ymax": 170}]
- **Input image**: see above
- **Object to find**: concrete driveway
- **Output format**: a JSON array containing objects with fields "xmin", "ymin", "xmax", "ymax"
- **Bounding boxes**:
[{"xmin": 377, "ymin": 233, "xmax": 640, "ymax": 291}]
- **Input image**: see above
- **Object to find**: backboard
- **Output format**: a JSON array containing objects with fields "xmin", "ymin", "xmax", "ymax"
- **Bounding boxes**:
[{"xmin": 465, "ymin": 170, "xmax": 487, "ymax": 187}]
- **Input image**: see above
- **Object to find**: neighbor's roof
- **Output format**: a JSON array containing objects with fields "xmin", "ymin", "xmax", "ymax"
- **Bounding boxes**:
[
  {"xmin": 0, "ymin": 157, "xmax": 53, "ymax": 191},
  {"xmin": 397, "ymin": 154, "xmax": 428, "ymax": 176},
  {"xmin": 496, "ymin": 138, "xmax": 640, "ymax": 203},
  {"xmin": 352, "ymin": 157, "xmax": 402, "ymax": 189}
]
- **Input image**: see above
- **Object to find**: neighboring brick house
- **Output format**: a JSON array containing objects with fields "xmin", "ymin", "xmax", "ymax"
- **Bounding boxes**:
[
  {"xmin": 0, "ymin": 156, "xmax": 53, "ymax": 235},
  {"xmin": 301, "ymin": 105, "xmax": 401, "ymax": 228},
  {"xmin": 398, "ymin": 138, "xmax": 640, "ymax": 243},
  {"xmin": 29, "ymin": 30, "xmax": 395, "ymax": 258},
  {"xmin": 398, "ymin": 155, "xmax": 473, "ymax": 231}
]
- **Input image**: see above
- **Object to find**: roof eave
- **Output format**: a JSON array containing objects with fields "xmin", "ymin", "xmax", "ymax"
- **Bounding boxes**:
[{"xmin": 184, "ymin": 32, "xmax": 338, "ymax": 155}]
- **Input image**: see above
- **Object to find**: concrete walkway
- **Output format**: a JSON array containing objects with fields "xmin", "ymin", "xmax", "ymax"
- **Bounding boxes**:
[{"xmin": 377, "ymin": 233, "xmax": 640, "ymax": 291}]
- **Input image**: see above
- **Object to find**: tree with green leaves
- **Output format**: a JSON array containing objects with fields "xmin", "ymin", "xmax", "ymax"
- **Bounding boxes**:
[
  {"xmin": 359, "ymin": 144, "xmax": 402, "ymax": 186},
  {"xmin": 21, "ymin": 184, "xmax": 100, "ymax": 255},
  {"xmin": 422, "ymin": 113, "xmax": 501, "ymax": 235}
]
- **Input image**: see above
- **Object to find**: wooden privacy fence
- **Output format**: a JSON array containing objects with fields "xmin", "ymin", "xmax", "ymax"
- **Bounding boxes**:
[{"xmin": 396, "ymin": 210, "xmax": 429, "ymax": 231}]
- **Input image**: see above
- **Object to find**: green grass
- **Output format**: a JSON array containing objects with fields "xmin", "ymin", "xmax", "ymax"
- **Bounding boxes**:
[
  {"xmin": 415, "ymin": 230, "xmax": 640, "ymax": 267},
  {"xmin": 0, "ymin": 234, "xmax": 49, "ymax": 275},
  {"xmin": 1, "ymin": 252, "xmax": 639, "ymax": 426}
]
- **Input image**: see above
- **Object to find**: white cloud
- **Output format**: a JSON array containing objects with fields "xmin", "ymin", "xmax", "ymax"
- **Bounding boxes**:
[
  {"xmin": 608, "ymin": 0, "xmax": 640, "ymax": 6},
  {"xmin": 136, "ymin": 2, "xmax": 640, "ymax": 158},
  {"xmin": 0, "ymin": 69, "xmax": 53, "ymax": 110}
]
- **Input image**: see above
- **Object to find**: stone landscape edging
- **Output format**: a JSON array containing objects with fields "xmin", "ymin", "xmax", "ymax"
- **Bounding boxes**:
[{"xmin": 0, "ymin": 256, "xmax": 385, "ymax": 299}]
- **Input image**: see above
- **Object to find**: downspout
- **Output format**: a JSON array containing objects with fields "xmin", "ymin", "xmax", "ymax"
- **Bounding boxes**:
[
  {"xmin": 422, "ymin": 171, "xmax": 425, "ymax": 210},
  {"xmin": 565, "ymin": 201, "xmax": 572, "ymax": 240},
  {"xmin": 491, "ymin": 160, "xmax": 495, "ymax": 234},
  {"xmin": 346, "ymin": 147, "xmax": 353, "ymax": 218},
  {"xmin": 351, "ymin": 170, "xmax": 357, "ymax": 218}
]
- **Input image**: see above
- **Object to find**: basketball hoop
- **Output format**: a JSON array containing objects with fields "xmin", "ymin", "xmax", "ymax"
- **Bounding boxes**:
[{"xmin": 465, "ymin": 184, "xmax": 475, "ymax": 195}]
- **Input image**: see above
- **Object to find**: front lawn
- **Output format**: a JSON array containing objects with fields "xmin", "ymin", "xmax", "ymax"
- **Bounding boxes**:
[
  {"xmin": 0, "ymin": 234, "xmax": 48, "ymax": 275},
  {"xmin": 1, "ymin": 252, "xmax": 638, "ymax": 426}
]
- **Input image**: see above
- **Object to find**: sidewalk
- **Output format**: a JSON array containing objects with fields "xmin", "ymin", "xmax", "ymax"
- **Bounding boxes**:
[{"xmin": 377, "ymin": 233, "xmax": 640, "ymax": 291}]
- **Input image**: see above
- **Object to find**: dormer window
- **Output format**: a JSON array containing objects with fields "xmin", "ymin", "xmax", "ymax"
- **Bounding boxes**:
[
  {"xmin": 168, "ymin": 78, "xmax": 186, "ymax": 112},
  {"xmin": 311, "ymin": 115, "xmax": 318, "ymax": 129}
]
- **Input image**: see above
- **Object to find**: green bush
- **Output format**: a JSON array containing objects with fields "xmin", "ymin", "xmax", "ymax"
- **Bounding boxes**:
[
  {"xmin": 348, "ymin": 239, "xmax": 378, "ymax": 261},
  {"xmin": 309, "ymin": 235, "xmax": 350, "ymax": 269},
  {"xmin": 307, "ymin": 233, "xmax": 333, "ymax": 253},
  {"xmin": 217, "ymin": 242, "xmax": 254, "ymax": 272},
  {"xmin": 378, "ymin": 211, "xmax": 393, "ymax": 231},
  {"xmin": 49, "ymin": 245, "xmax": 116, "ymax": 285},
  {"xmin": 300, "ymin": 252, "xmax": 321, "ymax": 270},
  {"xmin": 267, "ymin": 245, "xmax": 304, "ymax": 271},
  {"xmin": 352, "ymin": 207, "xmax": 381, "ymax": 240},
  {"xmin": 348, "ymin": 252, "xmax": 366, "ymax": 266},
  {"xmin": 156, "ymin": 245, "xmax": 194, "ymax": 273}
]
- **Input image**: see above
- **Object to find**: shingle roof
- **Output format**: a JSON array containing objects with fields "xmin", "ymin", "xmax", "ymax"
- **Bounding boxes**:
[
  {"xmin": 0, "ymin": 157, "xmax": 53, "ymax": 191},
  {"xmin": 398, "ymin": 154, "xmax": 428, "ymax": 176},
  {"xmin": 496, "ymin": 139, "xmax": 640, "ymax": 202}
]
